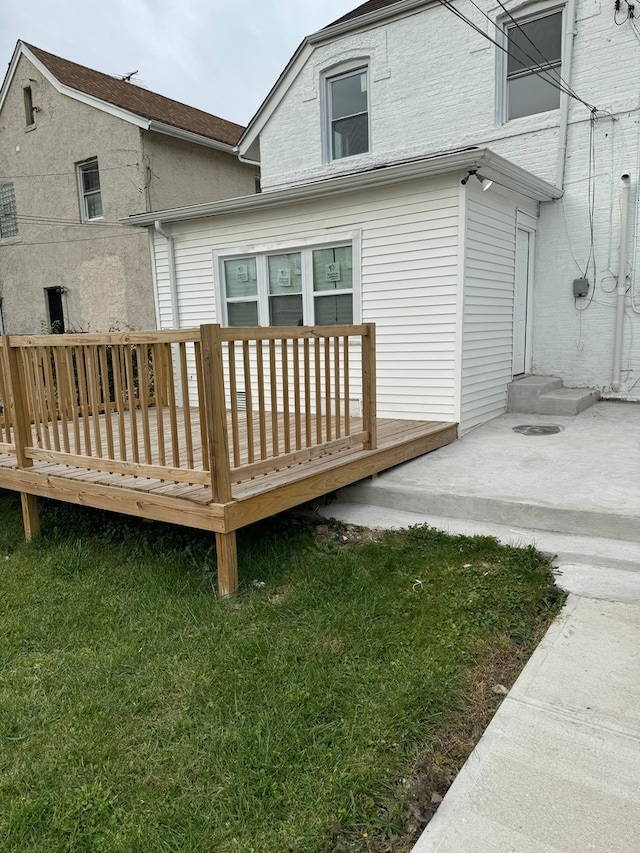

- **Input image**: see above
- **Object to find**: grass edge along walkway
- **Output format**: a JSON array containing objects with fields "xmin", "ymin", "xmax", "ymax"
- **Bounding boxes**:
[{"xmin": 0, "ymin": 494, "xmax": 565, "ymax": 853}]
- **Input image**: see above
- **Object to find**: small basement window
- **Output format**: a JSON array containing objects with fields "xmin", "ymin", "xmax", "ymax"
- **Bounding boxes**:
[{"xmin": 45, "ymin": 287, "xmax": 65, "ymax": 333}]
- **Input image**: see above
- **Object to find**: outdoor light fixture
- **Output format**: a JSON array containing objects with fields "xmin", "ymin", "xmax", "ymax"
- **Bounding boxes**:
[{"xmin": 460, "ymin": 169, "xmax": 493, "ymax": 191}]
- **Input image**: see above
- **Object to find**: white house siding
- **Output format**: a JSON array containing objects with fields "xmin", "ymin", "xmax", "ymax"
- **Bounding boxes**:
[
  {"xmin": 152, "ymin": 174, "xmax": 461, "ymax": 421},
  {"xmin": 460, "ymin": 183, "xmax": 527, "ymax": 432},
  {"xmin": 253, "ymin": 2, "xmax": 640, "ymax": 399}
]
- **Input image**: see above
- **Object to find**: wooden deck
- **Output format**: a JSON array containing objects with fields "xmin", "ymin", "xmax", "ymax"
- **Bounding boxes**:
[{"xmin": 0, "ymin": 325, "xmax": 456, "ymax": 595}]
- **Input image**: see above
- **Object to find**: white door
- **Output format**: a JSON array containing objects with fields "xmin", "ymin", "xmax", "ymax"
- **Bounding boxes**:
[{"xmin": 513, "ymin": 227, "xmax": 531, "ymax": 375}]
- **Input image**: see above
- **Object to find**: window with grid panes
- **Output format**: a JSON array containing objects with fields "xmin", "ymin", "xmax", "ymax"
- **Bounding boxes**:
[{"xmin": 223, "ymin": 245, "xmax": 353, "ymax": 327}]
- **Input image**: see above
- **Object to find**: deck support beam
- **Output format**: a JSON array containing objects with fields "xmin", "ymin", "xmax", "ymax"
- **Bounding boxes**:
[
  {"xmin": 215, "ymin": 531, "xmax": 238, "ymax": 598},
  {"xmin": 20, "ymin": 493, "xmax": 40, "ymax": 540}
]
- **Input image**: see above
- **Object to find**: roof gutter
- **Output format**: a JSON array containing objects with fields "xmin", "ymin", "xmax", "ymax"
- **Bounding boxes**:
[
  {"xmin": 147, "ymin": 120, "xmax": 237, "ymax": 154},
  {"xmin": 125, "ymin": 148, "xmax": 561, "ymax": 228}
]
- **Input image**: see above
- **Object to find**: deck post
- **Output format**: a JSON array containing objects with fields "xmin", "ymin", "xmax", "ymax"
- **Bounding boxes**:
[
  {"xmin": 200, "ymin": 324, "xmax": 238, "ymax": 597},
  {"xmin": 20, "ymin": 494, "xmax": 41, "ymax": 540},
  {"xmin": 4, "ymin": 337, "xmax": 41, "ymax": 539},
  {"xmin": 215, "ymin": 531, "xmax": 238, "ymax": 598},
  {"xmin": 199, "ymin": 324, "xmax": 232, "ymax": 504},
  {"xmin": 362, "ymin": 323, "xmax": 377, "ymax": 450}
]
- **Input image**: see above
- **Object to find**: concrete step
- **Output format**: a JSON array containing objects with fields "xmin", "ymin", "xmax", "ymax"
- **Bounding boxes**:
[
  {"xmin": 508, "ymin": 375, "xmax": 599, "ymax": 415},
  {"xmin": 318, "ymin": 503, "xmax": 640, "ymax": 574},
  {"xmin": 537, "ymin": 387, "xmax": 601, "ymax": 416},
  {"xmin": 336, "ymin": 479, "xmax": 640, "ymax": 544}
]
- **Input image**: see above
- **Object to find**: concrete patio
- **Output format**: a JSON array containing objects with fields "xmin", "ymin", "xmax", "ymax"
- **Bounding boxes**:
[{"xmin": 319, "ymin": 401, "xmax": 640, "ymax": 853}]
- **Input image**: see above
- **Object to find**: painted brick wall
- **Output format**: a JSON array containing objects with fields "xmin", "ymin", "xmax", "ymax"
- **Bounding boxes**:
[{"xmin": 257, "ymin": 0, "xmax": 640, "ymax": 398}]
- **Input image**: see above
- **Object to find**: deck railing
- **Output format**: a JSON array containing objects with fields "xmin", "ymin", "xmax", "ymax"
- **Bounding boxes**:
[
  {"xmin": 0, "ymin": 324, "xmax": 376, "ymax": 501},
  {"xmin": 0, "ymin": 338, "xmax": 16, "ymax": 454}
]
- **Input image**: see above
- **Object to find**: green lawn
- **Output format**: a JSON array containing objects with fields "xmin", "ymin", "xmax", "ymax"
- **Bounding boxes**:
[{"xmin": 0, "ymin": 492, "xmax": 564, "ymax": 852}]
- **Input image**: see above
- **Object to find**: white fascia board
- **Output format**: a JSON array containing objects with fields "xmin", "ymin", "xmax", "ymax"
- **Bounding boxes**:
[
  {"xmin": 237, "ymin": 41, "xmax": 313, "ymax": 158},
  {"xmin": 8, "ymin": 43, "xmax": 149, "ymax": 128},
  {"xmin": 147, "ymin": 121, "xmax": 236, "ymax": 154},
  {"xmin": 125, "ymin": 148, "xmax": 561, "ymax": 228},
  {"xmin": 238, "ymin": 0, "xmax": 435, "ymax": 158},
  {"xmin": 0, "ymin": 42, "xmax": 22, "ymax": 113},
  {"xmin": 7, "ymin": 43, "xmax": 230, "ymax": 152}
]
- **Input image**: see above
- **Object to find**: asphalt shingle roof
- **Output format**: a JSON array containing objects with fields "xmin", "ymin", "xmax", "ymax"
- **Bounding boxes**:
[
  {"xmin": 24, "ymin": 43, "xmax": 245, "ymax": 147},
  {"xmin": 326, "ymin": 0, "xmax": 406, "ymax": 27}
]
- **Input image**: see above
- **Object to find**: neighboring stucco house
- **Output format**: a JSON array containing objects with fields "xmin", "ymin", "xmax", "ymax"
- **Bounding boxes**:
[
  {"xmin": 127, "ymin": 0, "xmax": 640, "ymax": 432},
  {"xmin": 0, "ymin": 41, "xmax": 258, "ymax": 334}
]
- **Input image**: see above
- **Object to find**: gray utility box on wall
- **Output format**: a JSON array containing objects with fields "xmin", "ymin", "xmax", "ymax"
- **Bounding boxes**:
[{"xmin": 573, "ymin": 278, "xmax": 589, "ymax": 298}]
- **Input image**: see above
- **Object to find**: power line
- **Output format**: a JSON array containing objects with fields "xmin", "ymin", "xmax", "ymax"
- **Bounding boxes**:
[
  {"xmin": 492, "ymin": 0, "xmax": 581, "ymax": 102},
  {"xmin": 15, "ymin": 214, "xmax": 129, "ymax": 228},
  {"xmin": 2, "ymin": 232, "xmax": 142, "ymax": 247},
  {"xmin": 439, "ymin": 0, "xmax": 573, "ymax": 99},
  {"xmin": 437, "ymin": 0, "xmax": 597, "ymax": 112},
  {"xmin": 0, "ymin": 163, "xmax": 139, "ymax": 180}
]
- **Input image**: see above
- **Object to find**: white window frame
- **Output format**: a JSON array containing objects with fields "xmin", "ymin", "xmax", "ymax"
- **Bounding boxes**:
[
  {"xmin": 496, "ymin": 3, "xmax": 564, "ymax": 125},
  {"xmin": 214, "ymin": 231, "xmax": 362, "ymax": 327},
  {"xmin": 322, "ymin": 60, "xmax": 370, "ymax": 163},
  {"xmin": 76, "ymin": 158, "xmax": 103, "ymax": 221}
]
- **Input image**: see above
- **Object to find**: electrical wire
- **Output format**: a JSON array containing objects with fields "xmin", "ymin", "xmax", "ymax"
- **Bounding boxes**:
[
  {"xmin": 2, "ymin": 232, "xmax": 142, "ymax": 246},
  {"xmin": 575, "ymin": 111, "xmax": 598, "ymax": 311},
  {"xmin": 436, "ymin": 0, "xmax": 597, "ymax": 111},
  {"xmin": 0, "ymin": 163, "xmax": 139, "ymax": 180},
  {"xmin": 471, "ymin": 0, "xmax": 581, "ymax": 103},
  {"xmin": 15, "ymin": 215, "xmax": 128, "ymax": 228},
  {"xmin": 490, "ymin": 0, "xmax": 580, "ymax": 100},
  {"xmin": 629, "ymin": 16, "xmax": 640, "ymax": 44}
]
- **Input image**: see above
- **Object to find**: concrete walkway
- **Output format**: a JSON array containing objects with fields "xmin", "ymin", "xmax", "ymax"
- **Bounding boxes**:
[{"xmin": 318, "ymin": 402, "xmax": 640, "ymax": 852}]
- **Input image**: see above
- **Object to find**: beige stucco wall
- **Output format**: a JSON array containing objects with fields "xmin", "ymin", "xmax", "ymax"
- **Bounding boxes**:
[
  {"xmin": 0, "ymin": 54, "xmax": 155, "ymax": 333},
  {"xmin": 0, "ymin": 54, "xmax": 257, "ymax": 335},
  {"xmin": 141, "ymin": 132, "xmax": 258, "ymax": 212}
]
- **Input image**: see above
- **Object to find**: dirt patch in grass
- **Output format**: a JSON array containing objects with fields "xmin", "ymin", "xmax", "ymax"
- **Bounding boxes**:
[{"xmin": 310, "ymin": 522, "xmax": 561, "ymax": 853}]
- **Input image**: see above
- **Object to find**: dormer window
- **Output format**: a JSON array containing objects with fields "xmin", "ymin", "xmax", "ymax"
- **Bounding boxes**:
[{"xmin": 327, "ymin": 66, "xmax": 369, "ymax": 160}]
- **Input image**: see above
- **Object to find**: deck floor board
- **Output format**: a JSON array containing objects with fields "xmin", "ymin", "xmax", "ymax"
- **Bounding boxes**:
[{"xmin": 0, "ymin": 408, "xmax": 456, "ymax": 528}]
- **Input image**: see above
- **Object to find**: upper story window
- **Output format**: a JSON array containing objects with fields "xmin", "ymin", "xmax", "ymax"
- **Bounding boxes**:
[
  {"xmin": 0, "ymin": 183, "xmax": 18, "ymax": 238},
  {"xmin": 505, "ymin": 9, "xmax": 562, "ymax": 121},
  {"xmin": 327, "ymin": 66, "xmax": 369, "ymax": 160},
  {"xmin": 222, "ymin": 244, "xmax": 354, "ymax": 327},
  {"xmin": 77, "ymin": 159, "xmax": 103, "ymax": 220}
]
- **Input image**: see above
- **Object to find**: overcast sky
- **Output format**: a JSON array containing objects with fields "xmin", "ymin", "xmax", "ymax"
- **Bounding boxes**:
[{"xmin": 0, "ymin": 0, "xmax": 361, "ymax": 126}]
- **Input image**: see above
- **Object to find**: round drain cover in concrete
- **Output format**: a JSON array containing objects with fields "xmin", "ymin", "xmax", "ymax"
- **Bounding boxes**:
[{"xmin": 512, "ymin": 424, "xmax": 563, "ymax": 436}]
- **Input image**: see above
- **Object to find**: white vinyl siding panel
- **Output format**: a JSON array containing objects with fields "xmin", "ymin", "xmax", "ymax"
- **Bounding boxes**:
[
  {"xmin": 151, "ymin": 176, "xmax": 460, "ymax": 422},
  {"xmin": 461, "ymin": 186, "xmax": 519, "ymax": 432}
]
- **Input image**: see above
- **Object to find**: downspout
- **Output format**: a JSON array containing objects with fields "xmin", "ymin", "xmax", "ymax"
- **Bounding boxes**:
[
  {"xmin": 153, "ymin": 220, "xmax": 179, "ymax": 330},
  {"xmin": 555, "ymin": 0, "xmax": 577, "ymax": 190},
  {"xmin": 153, "ymin": 220, "xmax": 183, "ymax": 405},
  {"xmin": 612, "ymin": 173, "xmax": 632, "ymax": 391},
  {"xmin": 237, "ymin": 153, "xmax": 261, "ymax": 167}
]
